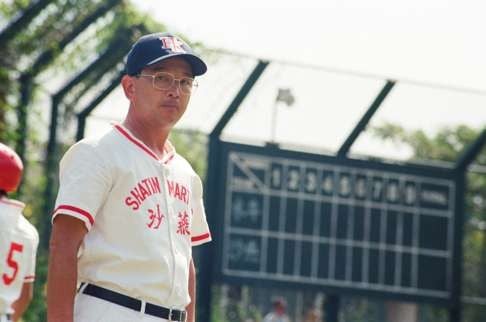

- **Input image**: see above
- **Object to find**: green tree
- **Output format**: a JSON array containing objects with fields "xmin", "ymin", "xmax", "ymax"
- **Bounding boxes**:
[
  {"xmin": 170, "ymin": 129, "xmax": 208, "ymax": 179},
  {"xmin": 372, "ymin": 123, "xmax": 486, "ymax": 322},
  {"xmin": 0, "ymin": 1, "xmax": 210, "ymax": 321}
]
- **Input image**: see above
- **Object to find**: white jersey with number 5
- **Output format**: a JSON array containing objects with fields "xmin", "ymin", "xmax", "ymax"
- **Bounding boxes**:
[
  {"xmin": 52, "ymin": 123, "xmax": 212, "ymax": 310},
  {"xmin": 0, "ymin": 197, "xmax": 39, "ymax": 315}
]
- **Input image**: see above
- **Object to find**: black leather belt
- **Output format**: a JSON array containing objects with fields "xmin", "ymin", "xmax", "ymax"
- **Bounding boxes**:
[{"xmin": 80, "ymin": 283, "xmax": 186, "ymax": 322}]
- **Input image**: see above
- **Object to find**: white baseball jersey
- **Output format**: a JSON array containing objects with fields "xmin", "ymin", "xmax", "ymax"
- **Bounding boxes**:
[
  {"xmin": 0, "ymin": 197, "xmax": 39, "ymax": 315},
  {"xmin": 262, "ymin": 313, "xmax": 290, "ymax": 322},
  {"xmin": 52, "ymin": 123, "xmax": 211, "ymax": 310}
]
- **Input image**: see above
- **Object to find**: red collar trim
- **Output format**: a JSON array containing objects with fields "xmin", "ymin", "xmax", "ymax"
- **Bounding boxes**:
[
  {"xmin": 0, "ymin": 197, "xmax": 25, "ymax": 209},
  {"xmin": 114, "ymin": 124, "xmax": 175, "ymax": 164}
]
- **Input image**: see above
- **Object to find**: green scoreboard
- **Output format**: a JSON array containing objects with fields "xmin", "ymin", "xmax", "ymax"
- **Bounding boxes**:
[{"xmin": 213, "ymin": 141, "xmax": 460, "ymax": 305}]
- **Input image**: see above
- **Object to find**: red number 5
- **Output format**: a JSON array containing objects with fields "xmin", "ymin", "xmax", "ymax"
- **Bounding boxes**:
[{"xmin": 2, "ymin": 242, "xmax": 23, "ymax": 285}]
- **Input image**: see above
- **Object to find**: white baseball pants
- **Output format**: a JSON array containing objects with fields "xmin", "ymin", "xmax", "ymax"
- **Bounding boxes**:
[{"xmin": 74, "ymin": 292, "xmax": 171, "ymax": 322}]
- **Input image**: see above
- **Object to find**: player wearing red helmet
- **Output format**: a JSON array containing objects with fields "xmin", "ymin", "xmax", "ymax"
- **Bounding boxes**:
[
  {"xmin": 0, "ymin": 143, "xmax": 23, "ymax": 193},
  {"xmin": 0, "ymin": 143, "xmax": 39, "ymax": 322}
]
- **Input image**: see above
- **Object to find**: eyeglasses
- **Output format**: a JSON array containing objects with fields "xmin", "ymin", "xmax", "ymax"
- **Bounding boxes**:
[{"xmin": 136, "ymin": 72, "xmax": 198, "ymax": 94}]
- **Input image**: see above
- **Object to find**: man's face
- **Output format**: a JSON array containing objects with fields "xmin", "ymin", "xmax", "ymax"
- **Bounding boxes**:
[{"xmin": 123, "ymin": 57, "xmax": 194, "ymax": 129}]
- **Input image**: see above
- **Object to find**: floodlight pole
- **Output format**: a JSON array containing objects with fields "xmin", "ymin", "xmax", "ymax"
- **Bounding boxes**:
[{"xmin": 270, "ymin": 99, "xmax": 279, "ymax": 143}]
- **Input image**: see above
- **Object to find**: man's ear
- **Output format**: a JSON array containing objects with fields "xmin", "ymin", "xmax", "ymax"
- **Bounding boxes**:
[{"xmin": 121, "ymin": 75, "xmax": 135, "ymax": 100}]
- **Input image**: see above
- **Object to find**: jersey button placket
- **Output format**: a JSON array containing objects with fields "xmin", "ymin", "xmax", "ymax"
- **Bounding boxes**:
[{"xmin": 160, "ymin": 164, "xmax": 178, "ymax": 303}]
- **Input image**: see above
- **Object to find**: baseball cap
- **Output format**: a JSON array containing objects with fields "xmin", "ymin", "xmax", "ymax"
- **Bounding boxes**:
[
  {"xmin": 271, "ymin": 297, "xmax": 287, "ymax": 308},
  {"xmin": 125, "ymin": 32, "xmax": 207, "ymax": 76}
]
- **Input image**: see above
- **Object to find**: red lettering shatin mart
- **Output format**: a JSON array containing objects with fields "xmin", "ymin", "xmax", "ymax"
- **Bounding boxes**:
[
  {"xmin": 124, "ymin": 177, "xmax": 191, "ymax": 210},
  {"xmin": 166, "ymin": 180, "xmax": 190, "ymax": 205},
  {"xmin": 124, "ymin": 176, "xmax": 162, "ymax": 210}
]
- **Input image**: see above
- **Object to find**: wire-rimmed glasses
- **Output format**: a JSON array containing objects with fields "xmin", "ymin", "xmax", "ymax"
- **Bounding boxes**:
[{"xmin": 137, "ymin": 72, "xmax": 198, "ymax": 94}]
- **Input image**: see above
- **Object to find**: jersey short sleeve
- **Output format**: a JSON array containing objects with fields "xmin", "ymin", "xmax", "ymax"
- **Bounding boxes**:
[
  {"xmin": 23, "ymin": 223, "xmax": 39, "ymax": 283},
  {"xmin": 52, "ymin": 141, "xmax": 112, "ymax": 230},
  {"xmin": 190, "ymin": 175, "xmax": 211, "ymax": 246}
]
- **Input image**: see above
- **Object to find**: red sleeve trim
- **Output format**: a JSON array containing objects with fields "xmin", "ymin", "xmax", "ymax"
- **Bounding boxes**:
[
  {"xmin": 0, "ymin": 198, "xmax": 25, "ymax": 208},
  {"xmin": 53, "ymin": 205, "xmax": 94, "ymax": 226},
  {"xmin": 24, "ymin": 275, "xmax": 35, "ymax": 282},
  {"xmin": 191, "ymin": 232, "xmax": 211, "ymax": 242}
]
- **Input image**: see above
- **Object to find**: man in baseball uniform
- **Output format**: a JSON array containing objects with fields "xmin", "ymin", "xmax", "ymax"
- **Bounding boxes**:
[
  {"xmin": 47, "ymin": 32, "xmax": 211, "ymax": 322},
  {"xmin": 0, "ymin": 143, "xmax": 39, "ymax": 322}
]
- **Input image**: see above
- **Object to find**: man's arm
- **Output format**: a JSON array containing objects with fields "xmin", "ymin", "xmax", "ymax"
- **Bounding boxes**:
[
  {"xmin": 11, "ymin": 282, "xmax": 33, "ymax": 322},
  {"xmin": 186, "ymin": 258, "xmax": 196, "ymax": 322},
  {"xmin": 47, "ymin": 215, "xmax": 87, "ymax": 322}
]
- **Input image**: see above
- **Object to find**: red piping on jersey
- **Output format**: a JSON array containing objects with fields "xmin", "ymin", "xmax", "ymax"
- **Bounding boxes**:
[
  {"xmin": 0, "ymin": 197, "xmax": 25, "ymax": 208},
  {"xmin": 54, "ymin": 205, "xmax": 94, "ymax": 226},
  {"xmin": 24, "ymin": 275, "xmax": 35, "ymax": 281},
  {"xmin": 192, "ymin": 232, "xmax": 211, "ymax": 242},
  {"xmin": 114, "ymin": 124, "xmax": 159, "ymax": 160},
  {"xmin": 164, "ymin": 154, "xmax": 174, "ymax": 164},
  {"xmin": 114, "ymin": 124, "xmax": 175, "ymax": 164}
]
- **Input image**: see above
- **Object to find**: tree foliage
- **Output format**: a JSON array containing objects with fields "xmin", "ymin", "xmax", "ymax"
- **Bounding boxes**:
[
  {"xmin": 170, "ymin": 129, "xmax": 208, "ymax": 179},
  {"xmin": 0, "ymin": 1, "xmax": 205, "ymax": 321},
  {"xmin": 372, "ymin": 122, "xmax": 486, "ymax": 322}
]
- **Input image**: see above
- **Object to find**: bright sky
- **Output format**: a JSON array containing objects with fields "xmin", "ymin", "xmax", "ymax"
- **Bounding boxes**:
[
  {"xmin": 88, "ymin": 0, "xmax": 486, "ymax": 161},
  {"xmin": 135, "ymin": 0, "xmax": 486, "ymax": 91}
]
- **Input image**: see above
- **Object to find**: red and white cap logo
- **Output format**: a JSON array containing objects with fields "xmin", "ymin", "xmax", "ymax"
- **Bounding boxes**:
[{"xmin": 159, "ymin": 36, "xmax": 186, "ymax": 53}]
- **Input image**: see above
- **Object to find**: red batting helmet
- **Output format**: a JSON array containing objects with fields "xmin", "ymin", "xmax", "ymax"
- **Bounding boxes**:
[{"xmin": 0, "ymin": 142, "xmax": 23, "ymax": 192}]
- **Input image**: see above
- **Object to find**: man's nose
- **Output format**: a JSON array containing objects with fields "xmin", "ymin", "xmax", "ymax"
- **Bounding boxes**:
[{"xmin": 166, "ymin": 80, "xmax": 182, "ymax": 96}]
